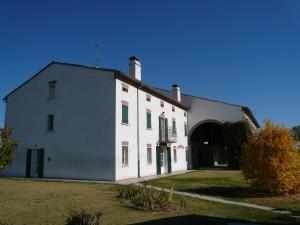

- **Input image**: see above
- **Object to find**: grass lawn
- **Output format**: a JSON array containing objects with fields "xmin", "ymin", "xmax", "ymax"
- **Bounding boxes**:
[
  {"xmin": 0, "ymin": 178, "xmax": 299, "ymax": 225},
  {"xmin": 148, "ymin": 170, "xmax": 300, "ymax": 213}
]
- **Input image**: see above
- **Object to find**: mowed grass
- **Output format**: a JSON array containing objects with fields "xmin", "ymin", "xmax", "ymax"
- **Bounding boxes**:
[
  {"xmin": 0, "ymin": 178, "xmax": 299, "ymax": 225},
  {"xmin": 148, "ymin": 170, "xmax": 300, "ymax": 212}
]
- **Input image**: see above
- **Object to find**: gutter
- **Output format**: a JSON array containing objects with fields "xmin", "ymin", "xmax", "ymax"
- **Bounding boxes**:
[{"xmin": 137, "ymin": 82, "xmax": 143, "ymax": 178}]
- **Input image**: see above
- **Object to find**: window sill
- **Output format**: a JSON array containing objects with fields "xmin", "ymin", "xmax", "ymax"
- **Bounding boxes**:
[
  {"xmin": 146, "ymin": 128, "xmax": 152, "ymax": 131},
  {"xmin": 121, "ymin": 123, "xmax": 130, "ymax": 126},
  {"xmin": 122, "ymin": 164, "xmax": 129, "ymax": 168}
]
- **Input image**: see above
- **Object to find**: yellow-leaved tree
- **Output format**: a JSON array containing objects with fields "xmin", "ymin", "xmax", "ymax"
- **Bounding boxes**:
[{"xmin": 242, "ymin": 121, "xmax": 300, "ymax": 195}]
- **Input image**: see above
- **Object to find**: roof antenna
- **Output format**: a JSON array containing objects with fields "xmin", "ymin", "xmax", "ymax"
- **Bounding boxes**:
[{"xmin": 95, "ymin": 44, "xmax": 100, "ymax": 68}]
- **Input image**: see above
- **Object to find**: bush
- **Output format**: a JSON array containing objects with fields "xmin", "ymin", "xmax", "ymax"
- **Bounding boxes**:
[
  {"xmin": 65, "ymin": 209, "xmax": 102, "ymax": 225},
  {"xmin": 224, "ymin": 121, "xmax": 252, "ymax": 169},
  {"xmin": 0, "ymin": 128, "xmax": 18, "ymax": 170},
  {"xmin": 243, "ymin": 121, "xmax": 300, "ymax": 195},
  {"xmin": 118, "ymin": 183, "xmax": 176, "ymax": 211}
]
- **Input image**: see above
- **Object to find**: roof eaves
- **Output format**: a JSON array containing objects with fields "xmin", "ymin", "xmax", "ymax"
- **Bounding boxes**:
[
  {"xmin": 114, "ymin": 72, "xmax": 189, "ymax": 110},
  {"xmin": 242, "ymin": 106, "xmax": 260, "ymax": 128},
  {"xmin": 3, "ymin": 61, "xmax": 56, "ymax": 102},
  {"xmin": 155, "ymin": 87, "xmax": 260, "ymax": 128},
  {"xmin": 3, "ymin": 61, "xmax": 121, "ymax": 102}
]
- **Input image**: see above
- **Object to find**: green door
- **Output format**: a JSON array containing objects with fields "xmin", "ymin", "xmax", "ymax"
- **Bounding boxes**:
[
  {"xmin": 156, "ymin": 146, "xmax": 161, "ymax": 175},
  {"xmin": 167, "ymin": 147, "xmax": 172, "ymax": 173}
]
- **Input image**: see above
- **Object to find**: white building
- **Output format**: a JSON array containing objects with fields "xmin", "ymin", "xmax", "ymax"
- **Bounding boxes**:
[{"xmin": 2, "ymin": 56, "xmax": 259, "ymax": 181}]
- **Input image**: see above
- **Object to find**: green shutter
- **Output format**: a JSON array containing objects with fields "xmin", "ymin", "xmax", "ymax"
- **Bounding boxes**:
[
  {"xmin": 147, "ymin": 112, "xmax": 151, "ymax": 129},
  {"xmin": 167, "ymin": 147, "xmax": 172, "ymax": 173},
  {"xmin": 122, "ymin": 104, "xmax": 128, "ymax": 124},
  {"xmin": 173, "ymin": 120, "xmax": 176, "ymax": 130},
  {"xmin": 156, "ymin": 146, "xmax": 161, "ymax": 175},
  {"xmin": 165, "ymin": 118, "xmax": 168, "ymax": 141},
  {"xmin": 38, "ymin": 149, "xmax": 44, "ymax": 178},
  {"xmin": 26, "ymin": 149, "xmax": 32, "ymax": 177},
  {"xmin": 159, "ymin": 117, "xmax": 162, "ymax": 141}
]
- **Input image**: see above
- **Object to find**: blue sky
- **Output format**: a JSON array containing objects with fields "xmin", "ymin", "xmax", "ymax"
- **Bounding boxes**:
[{"xmin": 0, "ymin": 0, "xmax": 299, "ymax": 127}]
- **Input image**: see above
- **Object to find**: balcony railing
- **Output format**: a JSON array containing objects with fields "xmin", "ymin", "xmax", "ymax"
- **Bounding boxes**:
[{"xmin": 159, "ymin": 127, "xmax": 177, "ymax": 143}]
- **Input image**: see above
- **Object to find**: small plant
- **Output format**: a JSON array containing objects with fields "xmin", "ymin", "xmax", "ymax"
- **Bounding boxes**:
[
  {"xmin": 65, "ymin": 209, "xmax": 102, "ymax": 225},
  {"xmin": 118, "ymin": 183, "xmax": 180, "ymax": 211},
  {"xmin": 117, "ymin": 184, "xmax": 141, "ymax": 200},
  {"xmin": 179, "ymin": 195, "xmax": 187, "ymax": 209}
]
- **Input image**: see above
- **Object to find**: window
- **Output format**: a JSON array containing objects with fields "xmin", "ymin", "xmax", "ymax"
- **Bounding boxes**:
[
  {"xmin": 173, "ymin": 147, "xmax": 177, "ymax": 163},
  {"xmin": 146, "ymin": 110, "xmax": 152, "ymax": 129},
  {"xmin": 184, "ymin": 122, "xmax": 188, "ymax": 136},
  {"xmin": 122, "ymin": 83, "xmax": 128, "ymax": 92},
  {"xmin": 122, "ymin": 142, "xmax": 129, "ymax": 166},
  {"xmin": 160, "ymin": 101, "xmax": 164, "ymax": 108},
  {"xmin": 146, "ymin": 94, "xmax": 151, "ymax": 102},
  {"xmin": 48, "ymin": 81, "xmax": 56, "ymax": 99},
  {"xmin": 172, "ymin": 106, "xmax": 175, "ymax": 112},
  {"xmin": 184, "ymin": 112, "xmax": 187, "ymax": 117},
  {"xmin": 147, "ymin": 145, "xmax": 152, "ymax": 165},
  {"xmin": 185, "ymin": 147, "xmax": 188, "ymax": 161},
  {"xmin": 172, "ymin": 118, "xmax": 176, "ymax": 134},
  {"xmin": 47, "ymin": 114, "xmax": 54, "ymax": 131},
  {"xmin": 122, "ymin": 101, "xmax": 129, "ymax": 124}
]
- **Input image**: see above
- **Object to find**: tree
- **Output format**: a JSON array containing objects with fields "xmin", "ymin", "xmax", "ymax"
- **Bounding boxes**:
[
  {"xmin": 243, "ymin": 121, "xmax": 300, "ymax": 195},
  {"xmin": 223, "ymin": 121, "xmax": 252, "ymax": 169},
  {"xmin": 0, "ymin": 128, "xmax": 18, "ymax": 170},
  {"xmin": 291, "ymin": 125, "xmax": 300, "ymax": 142}
]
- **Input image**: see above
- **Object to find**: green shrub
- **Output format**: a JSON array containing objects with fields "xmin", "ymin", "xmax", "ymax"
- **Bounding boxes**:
[
  {"xmin": 65, "ymin": 209, "xmax": 102, "ymax": 225},
  {"xmin": 224, "ymin": 121, "xmax": 252, "ymax": 169},
  {"xmin": 118, "ymin": 184, "xmax": 176, "ymax": 211}
]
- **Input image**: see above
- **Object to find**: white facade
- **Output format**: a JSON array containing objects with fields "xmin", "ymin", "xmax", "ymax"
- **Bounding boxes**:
[
  {"xmin": 2, "ymin": 57, "xmax": 258, "ymax": 181},
  {"xmin": 115, "ymin": 79, "xmax": 188, "ymax": 180},
  {"xmin": 3, "ymin": 63, "xmax": 117, "ymax": 180},
  {"xmin": 3, "ymin": 60, "xmax": 189, "ymax": 181}
]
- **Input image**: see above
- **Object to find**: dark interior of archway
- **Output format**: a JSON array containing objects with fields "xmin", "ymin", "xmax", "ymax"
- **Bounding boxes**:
[{"xmin": 190, "ymin": 122, "xmax": 227, "ymax": 168}]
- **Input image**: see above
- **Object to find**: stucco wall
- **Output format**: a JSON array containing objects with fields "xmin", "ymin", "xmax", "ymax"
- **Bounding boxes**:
[
  {"xmin": 115, "ymin": 79, "xmax": 188, "ymax": 180},
  {"xmin": 181, "ymin": 94, "xmax": 244, "ymax": 134},
  {"xmin": 3, "ymin": 63, "xmax": 116, "ymax": 180}
]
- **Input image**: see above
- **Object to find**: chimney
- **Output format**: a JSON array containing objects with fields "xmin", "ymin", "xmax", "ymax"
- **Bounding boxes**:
[
  {"xmin": 172, "ymin": 84, "xmax": 181, "ymax": 102},
  {"xmin": 129, "ymin": 56, "xmax": 141, "ymax": 81}
]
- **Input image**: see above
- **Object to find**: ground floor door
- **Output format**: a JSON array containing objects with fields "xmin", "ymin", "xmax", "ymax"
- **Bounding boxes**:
[
  {"xmin": 26, "ymin": 149, "xmax": 44, "ymax": 178},
  {"xmin": 156, "ymin": 146, "xmax": 172, "ymax": 175}
]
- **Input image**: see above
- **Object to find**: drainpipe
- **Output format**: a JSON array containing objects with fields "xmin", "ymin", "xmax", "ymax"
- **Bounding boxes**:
[{"xmin": 137, "ymin": 82, "xmax": 143, "ymax": 178}]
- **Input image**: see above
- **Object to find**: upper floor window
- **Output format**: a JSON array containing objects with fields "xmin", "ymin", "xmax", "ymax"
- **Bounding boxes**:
[
  {"xmin": 47, "ymin": 114, "xmax": 54, "ymax": 131},
  {"xmin": 121, "ymin": 101, "xmax": 129, "ymax": 124},
  {"xmin": 146, "ymin": 94, "xmax": 151, "ymax": 102},
  {"xmin": 172, "ymin": 118, "xmax": 176, "ymax": 132},
  {"xmin": 146, "ymin": 109, "xmax": 152, "ymax": 129},
  {"xmin": 122, "ymin": 83, "xmax": 129, "ymax": 93},
  {"xmin": 172, "ymin": 106, "xmax": 175, "ymax": 112},
  {"xmin": 184, "ymin": 122, "xmax": 188, "ymax": 136},
  {"xmin": 160, "ymin": 101, "xmax": 164, "ymax": 108},
  {"xmin": 184, "ymin": 112, "xmax": 187, "ymax": 117},
  {"xmin": 48, "ymin": 81, "xmax": 57, "ymax": 99}
]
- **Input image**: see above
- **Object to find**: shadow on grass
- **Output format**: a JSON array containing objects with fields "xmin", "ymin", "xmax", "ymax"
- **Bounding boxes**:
[
  {"xmin": 179, "ymin": 186, "xmax": 269, "ymax": 199},
  {"xmin": 129, "ymin": 214, "xmax": 298, "ymax": 225}
]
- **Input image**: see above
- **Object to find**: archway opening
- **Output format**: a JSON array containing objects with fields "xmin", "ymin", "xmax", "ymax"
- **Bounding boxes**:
[{"xmin": 190, "ymin": 122, "xmax": 227, "ymax": 168}]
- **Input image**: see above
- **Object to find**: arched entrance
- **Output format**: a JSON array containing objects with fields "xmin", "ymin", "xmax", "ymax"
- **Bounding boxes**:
[{"xmin": 190, "ymin": 120, "xmax": 227, "ymax": 168}]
